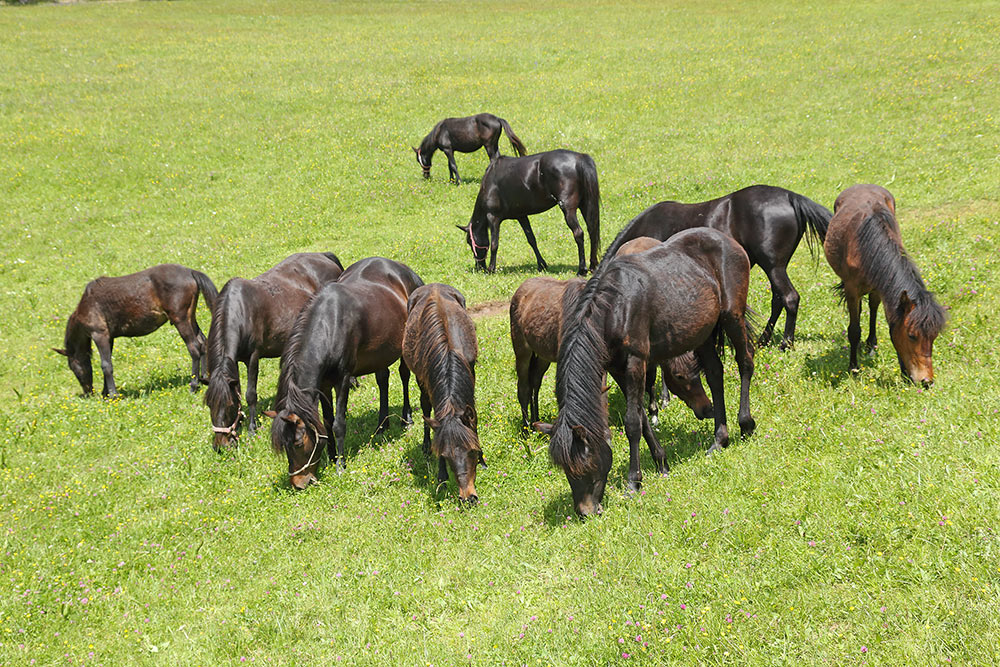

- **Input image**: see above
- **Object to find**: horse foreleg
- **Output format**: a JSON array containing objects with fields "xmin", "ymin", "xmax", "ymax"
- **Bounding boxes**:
[
  {"xmin": 771, "ymin": 267, "xmax": 800, "ymax": 351},
  {"xmin": 560, "ymin": 206, "xmax": 587, "ymax": 276},
  {"xmin": 486, "ymin": 214, "xmax": 501, "ymax": 274},
  {"xmin": 374, "ymin": 367, "xmax": 390, "ymax": 434},
  {"xmin": 398, "ymin": 359, "xmax": 413, "ymax": 427},
  {"xmin": 514, "ymin": 345, "xmax": 534, "ymax": 432},
  {"xmin": 444, "ymin": 148, "xmax": 460, "ymax": 185},
  {"xmin": 723, "ymin": 314, "xmax": 756, "ymax": 439},
  {"xmin": 245, "ymin": 352, "xmax": 260, "ymax": 436},
  {"xmin": 419, "ymin": 383, "xmax": 432, "ymax": 457},
  {"xmin": 695, "ymin": 342, "xmax": 728, "ymax": 454},
  {"xmin": 320, "ymin": 384, "xmax": 335, "ymax": 462},
  {"xmin": 612, "ymin": 358, "xmax": 649, "ymax": 494},
  {"xmin": 333, "ymin": 378, "xmax": 351, "ymax": 473},
  {"xmin": 94, "ymin": 333, "xmax": 116, "ymax": 398},
  {"xmin": 846, "ymin": 291, "xmax": 862, "ymax": 372},
  {"xmin": 516, "ymin": 217, "xmax": 548, "ymax": 272},
  {"xmin": 171, "ymin": 317, "xmax": 205, "ymax": 392},
  {"xmin": 866, "ymin": 293, "xmax": 881, "ymax": 353}
]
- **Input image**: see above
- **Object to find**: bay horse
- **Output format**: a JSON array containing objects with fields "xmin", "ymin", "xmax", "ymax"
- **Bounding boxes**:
[
  {"xmin": 535, "ymin": 228, "xmax": 756, "ymax": 517},
  {"xmin": 54, "ymin": 264, "xmax": 218, "ymax": 397},
  {"xmin": 458, "ymin": 149, "xmax": 600, "ymax": 276},
  {"xmin": 267, "ymin": 257, "xmax": 423, "ymax": 489},
  {"xmin": 402, "ymin": 283, "xmax": 484, "ymax": 503},
  {"xmin": 204, "ymin": 252, "xmax": 344, "ymax": 450},
  {"xmin": 510, "ymin": 277, "xmax": 711, "ymax": 432},
  {"xmin": 412, "ymin": 113, "xmax": 527, "ymax": 184},
  {"xmin": 601, "ymin": 184, "xmax": 831, "ymax": 349},
  {"xmin": 824, "ymin": 185, "xmax": 946, "ymax": 385}
]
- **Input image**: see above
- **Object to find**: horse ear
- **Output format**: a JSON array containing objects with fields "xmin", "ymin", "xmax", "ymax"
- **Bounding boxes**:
[
  {"xmin": 456, "ymin": 224, "xmax": 469, "ymax": 233},
  {"xmin": 532, "ymin": 421, "xmax": 553, "ymax": 437},
  {"xmin": 426, "ymin": 417, "xmax": 441, "ymax": 430},
  {"xmin": 571, "ymin": 425, "xmax": 588, "ymax": 442},
  {"xmin": 52, "ymin": 347, "xmax": 68, "ymax": 357},
  {"xmin": 477, "ymin": 450, "xmax": 488, "ymax": 468},
  {"xmin": 463, "ymin": 404, "xmax": 477, "ymax": 427},
  {"xmin": 412, "ymin": 146, "xmax": 419, "ymax": 155},
  {"xmin": 898, "ymin": 291, "xmax": 915, "ymax": 317},
  {"xmin": 262, "ymin": 410, "xmax": 278, "ymax": 419},
  {"xmin": 282, "ymin": 412, "xmax": 301, "ymax": 426}
]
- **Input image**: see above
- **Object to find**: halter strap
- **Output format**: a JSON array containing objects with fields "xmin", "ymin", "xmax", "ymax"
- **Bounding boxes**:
[
  {"xmin": 288, "ymin": 425, "xmax": 329, "ymax": 478},
  {"xmin": 211, "ymin": 409, "xmax": 245, "ymax": 439},
  {"xmin": 468, "ymin": 225, "xmax": 488, "ymax": 260}
]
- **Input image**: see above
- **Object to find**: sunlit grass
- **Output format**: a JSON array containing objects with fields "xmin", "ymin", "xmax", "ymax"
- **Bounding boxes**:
[{"xmin": 1, "ymin": 0, "xmax": 998, "ymax": 664}]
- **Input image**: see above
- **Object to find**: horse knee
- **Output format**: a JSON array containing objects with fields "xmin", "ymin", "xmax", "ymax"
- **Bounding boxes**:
[{"xmin": 783, "ymin": 290, "xmax": 800, "ymax": 313}]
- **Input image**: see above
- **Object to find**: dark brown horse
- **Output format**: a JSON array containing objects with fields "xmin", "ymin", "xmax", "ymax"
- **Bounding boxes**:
[
  {"xmin": 267, "ymin": 257, "xmax": 423, "ymax": 489},
  {"xmin": 412, "ymin": 113, "xmax": 527, "ymax": 184},
  {"xmin": 204, "ymin": 252, "xmax": 344, "ymax": 450},
  {"xmin": 601, "ymin": 184, "xmax": 830, "ymax": 349},
  {"xmin": 54, "ymin": 264, "xmax": 218, "ymax": 397},
  {"xmin": 510, "ymin": 276, "xmax": 711, "ymax": 433},
  {"xmin": 402, "ymin": 283, "xmax": 484, "ymax": 503},
  {"xmin": 824, "ymin": 185, "xmax": 946, "ymax": 385},
  {"xmin": 458, "ymin": 149, "xmax": 600, "ymax": 276},
  {"xmin": 536, "ymin": 228, "xmax": 756, "ymax": 517}
]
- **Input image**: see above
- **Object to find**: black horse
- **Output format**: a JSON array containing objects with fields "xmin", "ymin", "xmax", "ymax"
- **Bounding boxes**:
[
  {"xmin": 413, "ymin": 113, "xmax": 527, "ymax": 184},
  {"xmin": 204, "ymin": 252, "xmax": 344, "ymax": 450},
  {"xmin": 601, "ymin": 185, "xmax": 830, "ymax": 349},
  {"xmin": 267, "ymin": 257, "xmax": 423, "ymax": 490},
  {"xmin": 536, "ymin": 228, "xmax": 756, "ymax": 517},
  {"xmin": 458, "ymin": 149, "xmax": 600, "ymax": 276}
]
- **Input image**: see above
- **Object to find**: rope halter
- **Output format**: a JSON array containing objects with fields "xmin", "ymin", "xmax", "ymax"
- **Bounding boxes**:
[
  {"xmin": 211, "ymin": 409, "xmax": 246, "ymax": 440},
  {"xmin": 288, "ymin": 424, "xmax": 329, "ymax": 478}
]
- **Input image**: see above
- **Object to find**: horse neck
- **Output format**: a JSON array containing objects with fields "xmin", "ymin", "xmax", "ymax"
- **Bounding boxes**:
[
  {"xmin": 858, "ymin": 214, "xmax": 935, "ymax": 326},
  {"xmin": 64, "ymin": 314, "xmax": 91, "ymax": 358},
  {"xmin": 421, "ymin": 299, "xmax": 476, "ymax": 418},
  {"xmin": 418, "ymin": 130, "xmax": 438, "ymax": 159},
  {"xmin": 554, "ymin": 283, "xmax": 610, "ymax": 432}
]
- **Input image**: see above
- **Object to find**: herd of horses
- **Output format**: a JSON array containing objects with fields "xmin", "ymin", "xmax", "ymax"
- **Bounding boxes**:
[{"xmin": 55, "ymin": 113, "xmax": 946, "ymax": 516}]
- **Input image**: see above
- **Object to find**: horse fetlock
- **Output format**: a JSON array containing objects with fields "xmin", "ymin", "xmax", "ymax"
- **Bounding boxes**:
[{"xmin": 739, "ymin": 415, "xmax": 756, "ymax": 439}]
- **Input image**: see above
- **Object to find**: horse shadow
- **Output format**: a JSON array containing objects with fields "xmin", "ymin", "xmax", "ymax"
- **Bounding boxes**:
[
  {"xmin": 494, "ymin": 262, "xmax": 584, "ymax": 276},
  {"xmin": 117, "ymin": 373, "xmax": 198, "ymax": 398}
]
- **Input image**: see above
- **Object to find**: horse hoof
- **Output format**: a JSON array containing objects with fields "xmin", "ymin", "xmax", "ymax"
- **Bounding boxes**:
[
  {"xmin": 706, "ymin": 443, "xmax": 723, "ymax": 455},
  {"xmin": 740, "ymin": 418, "xmax": 756, "ymax": 439},
  {"xmin": 625, "ymin": 481, "xmax": 641, "ymax": 495}
]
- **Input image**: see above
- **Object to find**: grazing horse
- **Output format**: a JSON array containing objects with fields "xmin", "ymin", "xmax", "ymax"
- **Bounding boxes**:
[
  {"xmin": 601, "ymin": 184, "xmax": 831, "ymax": 349},
  {"xmin": 510, "ymin": 279, "xmax": 711, "ymax": 432},
  {"xmin": 267, "ymin": 257, "xmax": 423, "ymax": 489},
  {"xmin": 535, "ymin": 228, "xmax": 756, "ymax": 517},
  {"xmin": 54, "ymin": 264, "xmax": 218, "ymax": 397},
  {"xmin": 402, "ymin": 283, "xmax": 484, "ymax": 503},
  {"xmin": 204, "ymin": 252, "xmax": 344, "ymax": 450},
  {"xmin": 824, "ymin": 185, "xmax": 946, "ymax": 385},
  {"xmin": 458, "ymin": 149, "xmax": 600, "ymax": 276},
  {"xmin": 413, "ymin": 113, "xmax": 527, "ymax": 184}
]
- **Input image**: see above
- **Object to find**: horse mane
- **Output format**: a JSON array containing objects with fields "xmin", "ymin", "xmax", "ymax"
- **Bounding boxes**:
[
  {"xmin": 414, "ymin": 296, "xmax": 479, "ymax": 458},
  {"xmin": 270, "ymin": 295, "xmax": 324, "ymax": 454},
  {"xmin": 854, "ymin": 210, "xmax": 946, "ymax": 336},
  {"xmin": 63, "ymin": 311, "xmax": 91, "ymax": 357},
  {"xmin": 597, "ymin": 201, "xmax": 677, "ymax": 269},
  {"xmin": 550, "ymin": 271, "xmax": 614, "ymax": 476},
  {"xmin": 418, "ymin": 122, "xmax": 443, "ymax": 157}
]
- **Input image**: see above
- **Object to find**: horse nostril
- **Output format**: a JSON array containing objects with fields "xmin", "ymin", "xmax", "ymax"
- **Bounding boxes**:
[{"xmin": 921, "ymin": 377, "xmax": 933, "ymax": 389}]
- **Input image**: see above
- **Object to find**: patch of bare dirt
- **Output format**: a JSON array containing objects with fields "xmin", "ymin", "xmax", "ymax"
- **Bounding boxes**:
[{"xmin": 467, "ymin": 299, "xmax": 509, "ymax": 320}]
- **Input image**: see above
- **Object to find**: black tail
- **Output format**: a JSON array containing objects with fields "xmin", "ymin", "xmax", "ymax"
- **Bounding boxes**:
[
  {"xmin": 787, "ymin": 191, "xmax": 831, "ymax": 258},
  {"xmin": 715, "ymin": 305, "xmax": 760, "ymax": 358},
  {"xmin": 322, "ymin": 251, "xmax": 345, "ymax": 271},
  {"xmin": 192, "ymin": 270, "xmax": 219, "ymax": 311},
  {"xmin": 497, "ymin": 117, "xmax": 527, "ymax": 157},
  {"xmin": 579, "ymin": 156, "xmax": 601, "ymax": 267}
]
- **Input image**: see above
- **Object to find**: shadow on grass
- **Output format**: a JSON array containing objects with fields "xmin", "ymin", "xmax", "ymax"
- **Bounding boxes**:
[
  {"xmin": 803, "ymin": 344, "xmax": 878, "ymax": 388},
  {"xmin": 117, "ymin": 373, "xmax": 196, "ymax": 398},
  {"xmin": 495, "ymin": 262, "xmax": 583, "ymax": 276}
]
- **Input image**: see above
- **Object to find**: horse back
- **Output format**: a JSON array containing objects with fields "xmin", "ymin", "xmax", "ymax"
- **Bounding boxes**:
[
  {"xmin": 403, "ymin": 284, "xmax": 478, "ymax": 389},
  {"xmin": 825, "ymin": 185, "xmax": 901, "ymax": 289},
  {"xmin": 510, "ymin": 277, "xmax": 584, "ymax": 363},
  {"xmin": 78, "ymin": 264, "xmax": 202, "ymax": 337}
]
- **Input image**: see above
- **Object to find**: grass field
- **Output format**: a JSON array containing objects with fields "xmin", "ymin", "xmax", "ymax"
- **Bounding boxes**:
[{"xmin": 2, "ymin": 0, "xmax": 999, "ymax": 664}]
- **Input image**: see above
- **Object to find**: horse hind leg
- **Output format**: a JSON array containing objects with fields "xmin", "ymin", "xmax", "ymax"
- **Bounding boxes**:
[
  {"xmin": 762, "ymin": 266, "xmax": 799, "ymax": 351},
  {"xmin": 722, "ymin": 312, "xmax": 756, "ymax": 439},
  {"xmin": 398, "ymin": 359, "xmax": 413, "ymax": 427},
  {"xmin": 173, "ymin": 317, "xmax": 206, "ymax": 393},
  {"xmin": 695, "ymin": 340, "xmax": 728, "ymax": 454},
  {"xmin": 559, "ymin": 204, "xmax": 587, "ymax": 276},
  {"xmin": 374, "ymin": 367, "xmax": 391, "ymax": 434}
]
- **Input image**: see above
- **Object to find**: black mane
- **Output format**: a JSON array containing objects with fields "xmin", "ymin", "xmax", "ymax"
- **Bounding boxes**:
[
  {"xmin": 270, "ymin": 296, "xmax": 324, "ymax": 454},
  {"xmin": 855, "ymin": 210, "xmax": 946, "ymax": 336}
]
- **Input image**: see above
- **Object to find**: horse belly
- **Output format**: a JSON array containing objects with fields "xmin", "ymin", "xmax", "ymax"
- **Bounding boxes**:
[{"xmin": 116, "ymin": 310, "xmax": 169, "ymax": 338}]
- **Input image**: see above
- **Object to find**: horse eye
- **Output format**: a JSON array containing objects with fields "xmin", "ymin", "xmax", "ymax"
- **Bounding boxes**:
[{"xmin": 908, "ymin": 333, "xmax": 918, "ymax": 342}]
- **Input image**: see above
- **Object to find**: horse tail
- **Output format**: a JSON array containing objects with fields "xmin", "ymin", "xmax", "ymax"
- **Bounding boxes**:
[
  {"xmin": 716, "ymin": 305, "xmax": 760, "ymax": 358},
  {"xmin": 191, "ymin": 270, "xmax": 219, "ymax": 312},
  {"xmin": 579, "ymin": 155, "xmax": 601, "ymax": 258},
  {"xmin": 322, "ymin": 251, "xmax": 345, "ymax": 271},
  {"xmin": 787, "ymin": 191, "xmax": 832, "ymax": 258},
  {"xmin": 498, "ymin": 117, "xmax": 527, "ymax": 157}
]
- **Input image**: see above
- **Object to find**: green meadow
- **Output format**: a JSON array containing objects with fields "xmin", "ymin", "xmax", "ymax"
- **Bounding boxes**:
[{"xmin": 1, "ymin": 0, "xmax": 999, "ymax": 664}]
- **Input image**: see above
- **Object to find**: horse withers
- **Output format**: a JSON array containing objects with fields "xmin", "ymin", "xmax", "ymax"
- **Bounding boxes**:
[
  {"xmin": 413, "ymin": 113, "xmax": 526, "ymax": 184},
  {"xmin": 535, "ymin": 228, "xmax": 756, "ymax": 517},
  {"xmin": 458, "ymin": 149, "xmax": 600, "ymax": 276},
  {"xmin": 204, "ymin": 252, "xmax": 344, "ymax": 450},
  {"xmin": 402, "ymin": 284, "xmax": 484, "ymax": 504},
  {"xmin": 266, "ymin": 257, "xmax": 423, "ymax": 490},
  {"xmin": 824, "ymin": 185, "xmax": 946, "ymax": 385},
  {"xmin": 601, "ymin": 185, "xmax": 830, "ymax": 350},
  {"xmin": 54, "ymin": 264, "xmax": 218, "ymax": 397}
]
